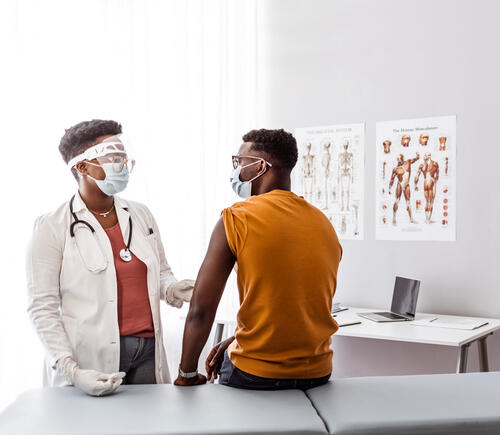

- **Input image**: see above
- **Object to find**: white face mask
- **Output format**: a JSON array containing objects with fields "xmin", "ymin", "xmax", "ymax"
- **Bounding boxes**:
[
  {"xmin": 230, "ymin": 160, "xmax": 264, "ymax": 199},
  {"xmin": 88, "ymin": 164, "xmax": 129, "ymax": 196}
]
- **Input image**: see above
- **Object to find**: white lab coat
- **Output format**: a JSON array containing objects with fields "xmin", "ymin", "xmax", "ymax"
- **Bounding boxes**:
[{"xmin": 26, "ymin": 192, "xmax": 179, "ymax": 386}]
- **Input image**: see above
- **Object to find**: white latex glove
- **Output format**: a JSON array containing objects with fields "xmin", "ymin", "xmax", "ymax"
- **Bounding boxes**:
[
  {"xmin": 166, "ymin": 279, "xmax": 195, "ymax": 308},
  {"xmin": 57, "ymin": 357, "xmax": 125, "ymax": 397}
]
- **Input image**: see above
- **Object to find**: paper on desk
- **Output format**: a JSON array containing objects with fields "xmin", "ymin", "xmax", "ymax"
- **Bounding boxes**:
[
  {"xmin": 411, "ymin": 316, "xmax": 488, "ymax": 330},
  {"xmin": 337, "ymin": 320, "xmax": 361, "ymax": 327}
]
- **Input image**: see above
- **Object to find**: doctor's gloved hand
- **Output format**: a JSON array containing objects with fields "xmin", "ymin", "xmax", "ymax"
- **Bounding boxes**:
[
  {"xmin": 57, "ymin": 357, "xmax": 125, "ymax": 397},
  {"xmin": 73, "ymin": 369, "xmax": 125, "ymax": 397},
  {"xmin": 166, "ymin": 279, "xmax": 195, "ymax": 308}
]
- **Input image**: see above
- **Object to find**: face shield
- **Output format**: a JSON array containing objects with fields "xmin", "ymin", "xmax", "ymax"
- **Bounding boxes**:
[{"xmin": 67, "ymin": 134, "xmax": 136, "ymax": 173}]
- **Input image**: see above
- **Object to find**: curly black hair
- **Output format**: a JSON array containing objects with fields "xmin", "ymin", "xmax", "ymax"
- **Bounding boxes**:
[
  {"xmin": 59, "ymin": 119, "xmax": 122, "ymax": 180},
  {"xmin": 242, "ymin": 128, "xmax": 298, "ymax": 171}
]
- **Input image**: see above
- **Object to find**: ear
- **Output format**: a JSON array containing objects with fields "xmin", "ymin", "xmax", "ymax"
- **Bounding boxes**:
[
  {"xmin": 258, "ymin": 159, "xmax": 267, "ymax": 174},
  {"xmin": 75, "ymin": 161, "xmax": 88, "ymax": 176}
]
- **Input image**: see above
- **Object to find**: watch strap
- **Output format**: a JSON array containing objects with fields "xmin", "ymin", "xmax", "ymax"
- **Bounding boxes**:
[{"xmin": 179, "ymin": 367, "xmax": 198, "ymax": 379}]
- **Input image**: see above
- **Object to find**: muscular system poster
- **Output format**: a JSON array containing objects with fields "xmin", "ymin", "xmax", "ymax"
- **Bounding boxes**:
[
  {"xmin": 376, "ymin": 115, "xmax": 456, "ymax": 241},
  {"xmin": 293, "ymin": 123, "xmax": 365, "ymax": 240}
]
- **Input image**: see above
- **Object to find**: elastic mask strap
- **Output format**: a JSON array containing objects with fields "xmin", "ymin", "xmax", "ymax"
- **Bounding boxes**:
[
  {"xmin": 77, "ymin": 161, "xmax": 111, "ymax": 179},
  {"xmin": 241, "ymin": 160, "xmax": 267, "ymax": 183}
]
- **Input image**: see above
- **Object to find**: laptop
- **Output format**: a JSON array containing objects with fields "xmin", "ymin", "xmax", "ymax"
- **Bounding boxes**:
[{"xmin": 358, "ymin": 276, "xmax": 420, "ymax": 322}]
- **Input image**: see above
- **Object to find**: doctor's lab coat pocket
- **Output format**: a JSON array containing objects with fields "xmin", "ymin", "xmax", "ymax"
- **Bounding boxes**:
[{"xmin": 73, "ymin": 226, "xmax": 108, "ymax": 273}]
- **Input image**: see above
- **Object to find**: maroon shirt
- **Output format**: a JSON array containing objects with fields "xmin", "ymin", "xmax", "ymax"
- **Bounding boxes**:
[{"xmin": 104, "ymin": 223, "xmax": 154, "ymax": 338}]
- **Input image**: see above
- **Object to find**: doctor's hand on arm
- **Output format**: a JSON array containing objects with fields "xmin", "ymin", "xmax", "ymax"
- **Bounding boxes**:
[
  {"xmin": 166, "ymin": 279, "xmax": 195, "ymax": 308},
  {"xmin": 174, "ymin": 218, "xmax": 236, "ymax": 386}
]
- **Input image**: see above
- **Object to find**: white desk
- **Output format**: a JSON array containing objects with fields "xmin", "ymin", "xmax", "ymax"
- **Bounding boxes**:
[
  {"xmin": 334, "ymin": 307, "xmax": 500, "ymax": 373},
  {"xmin": 212, "ymin": 308, "xmax": 500, "ymax": 374}
]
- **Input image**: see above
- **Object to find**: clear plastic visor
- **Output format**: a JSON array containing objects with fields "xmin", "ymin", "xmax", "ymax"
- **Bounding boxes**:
[
  {"xmin": 92, "ymin": 136, "xmax": 135, "ymax": 172},
  {"xmin": 94, "ymin": 155, "xmax": 135, "ymax": 173},
  {"xmin": 68, "ymin": 134, "xmax": 135, "ymax": 173}
]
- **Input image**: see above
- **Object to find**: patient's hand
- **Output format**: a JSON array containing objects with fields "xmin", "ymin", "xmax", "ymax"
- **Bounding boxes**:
[
  {"xmin": 174, "ymin": 373, "xmax": 207, "ymax": 387},
  {"xmin": 206, "ymin": 336, "xmax": 235, "ymax": 381}
]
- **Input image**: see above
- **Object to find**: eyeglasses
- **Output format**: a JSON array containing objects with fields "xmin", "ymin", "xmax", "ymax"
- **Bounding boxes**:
[
  {"xmin": 232, "ymin": 155, "xmax": 273, "ymax": 170},
  {"xmin": 86, "ymin": 155, "xmax": 136, "ymax": 173}
]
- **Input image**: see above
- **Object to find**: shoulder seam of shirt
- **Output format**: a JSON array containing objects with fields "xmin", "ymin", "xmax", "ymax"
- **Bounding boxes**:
[{"xmin": 223, "ymin": 206, "xmax": 248, "ymax": 256}]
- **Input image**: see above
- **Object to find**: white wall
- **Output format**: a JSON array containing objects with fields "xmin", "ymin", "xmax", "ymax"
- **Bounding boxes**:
[{"xmin": 257, "ymin": 0, "xmax": 500, "ymax": 376}]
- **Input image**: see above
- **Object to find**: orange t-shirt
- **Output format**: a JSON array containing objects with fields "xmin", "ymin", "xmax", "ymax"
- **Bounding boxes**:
[
  {"xmin": 222, "ymin": 190, "xmax": 342, "ymax": 379},
  {"xmin": 104, "ymin": 223, "xmax": 154, "ymax": 338}
]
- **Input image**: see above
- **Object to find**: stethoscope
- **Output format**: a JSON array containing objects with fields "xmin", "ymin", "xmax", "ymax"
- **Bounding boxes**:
[{"xmin": 69, "ymin": 195, "xmax": 133, "ymax": 262}]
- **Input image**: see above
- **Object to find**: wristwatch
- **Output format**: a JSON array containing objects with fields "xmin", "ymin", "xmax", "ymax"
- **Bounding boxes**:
[{"xmin": 178, "ymin": 366, "xmax": 198, "ymax": 379}]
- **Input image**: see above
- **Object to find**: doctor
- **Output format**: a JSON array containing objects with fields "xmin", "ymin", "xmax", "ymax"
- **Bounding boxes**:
[{"xmin": 27, "ymin": 119, "xmax": 194, "ymax": 396}]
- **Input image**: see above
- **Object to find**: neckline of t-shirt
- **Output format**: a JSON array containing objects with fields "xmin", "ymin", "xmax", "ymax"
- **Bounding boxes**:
[
  {"xmin": 264, "ymin": 189, "xmax": 295, "ymax": 195},
  {"xmin": 264, "ymin": 189, "xmax": 295, "ymax": 196},
  {"xmin": 103, "ymin": 222, "xmax": 120, "ymax": 232}
]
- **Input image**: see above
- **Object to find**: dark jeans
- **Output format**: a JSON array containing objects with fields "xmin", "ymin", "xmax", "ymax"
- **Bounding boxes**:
[
  {"xmin": 218, "ymin": 350, "xmax": 330, "ymax": 391},
  {"xmin": 119, "ymin": 336, "xmax": 156, "ymax": 384}
]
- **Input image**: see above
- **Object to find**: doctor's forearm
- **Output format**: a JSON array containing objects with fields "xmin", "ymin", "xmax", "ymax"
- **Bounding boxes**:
[{"xmin": 179, "ymin": 307, "xmax": 216, "ymax": 372}]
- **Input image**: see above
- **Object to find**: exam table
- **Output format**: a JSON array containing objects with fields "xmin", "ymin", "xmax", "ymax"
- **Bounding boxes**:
[{"xmin": 1, "ymin": 371, "xmax": 500, "ymax": 435}]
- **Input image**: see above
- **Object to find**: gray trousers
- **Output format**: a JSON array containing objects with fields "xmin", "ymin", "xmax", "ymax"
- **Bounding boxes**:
[{"xmin": 119, "ymin": 336, "xmax": 156, "ymax": 384}]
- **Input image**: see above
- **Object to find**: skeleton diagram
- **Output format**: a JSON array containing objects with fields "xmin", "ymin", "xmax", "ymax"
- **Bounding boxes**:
[
  {"xmin": 341, "ymin": 216, "xmax": 347, "ymax": 234},
  {"xmin": 383, "ymin": 140, "xmax": 392, "ymax": 154},
  {"xmin": 389, "ymin": 153, "xmax": 420, "ymax": 225},
  {"xmin": 401, "ymin": 135, "xmax": 411, "ymax": 147},
  {"xmin": 302, "ymin": 143, "xmax": 315, "ymax": 203},
  {"xmin": 321, "ymin": 142, "xmax": 332, "ymax": 210},
  {"xmin": 338, "ymin": 139, "xmax": 354, "ymax": 211},
  {"xmin": 445, "ymin": 157, "xmax": 449, "ymax": 175},
  {"xmin": 415, "ymin": 153, "xmax": 439, "ymax": 224},
  {"xmin": 419, "ymin": 134, "xmax": 429, "ymax": 146},
  {"xmin": 352, "ymin": 203, "xmax": 359, "ymax": 236},
  {"xmin": 439, "ymin": 137, "xmax": 447, "ymax": 151},
  {"xmin": 383, "ymin": 161, "xmax": 387, "ymax": 179}
]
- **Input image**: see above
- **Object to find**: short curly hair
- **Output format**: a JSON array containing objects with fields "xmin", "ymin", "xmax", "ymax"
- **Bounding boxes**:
[
  {"xmin": 59, "ymin": 119, "xmax": 122, "ymax": 180},
  {"xmin": 242, "ymin": 128, "xmax": 298, "ymax": 171}
]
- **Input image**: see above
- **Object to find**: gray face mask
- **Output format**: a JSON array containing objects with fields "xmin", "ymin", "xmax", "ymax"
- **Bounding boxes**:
[{"xmin": 230, "ymin": 161, "xmax": 263, "ymax": 198}]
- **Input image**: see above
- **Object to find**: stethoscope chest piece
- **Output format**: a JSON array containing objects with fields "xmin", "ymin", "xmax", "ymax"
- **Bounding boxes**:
[{"xmin": 120, "ymin": 248, "xmax": 132, "ymax": 262}]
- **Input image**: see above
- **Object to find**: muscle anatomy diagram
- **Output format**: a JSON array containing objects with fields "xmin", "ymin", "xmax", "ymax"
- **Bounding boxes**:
[
  {"xmin": 414, "ymin": 153, "xmax": 440, "ymax": 224},
  {"xmin": 389, "ymin": 153, "xmax": 420, "ymax": 225},
  {"xmin": 376, "ymin": 116, "xmax": 456, "ymax": 241},
  {"xmin": 294, "ymin": 123, "xmax": 365, "ymax": 240}
]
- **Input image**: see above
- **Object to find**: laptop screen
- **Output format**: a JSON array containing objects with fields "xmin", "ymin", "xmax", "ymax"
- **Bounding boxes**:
[{"xmin": 391, "ymin": 276, "xmax": 420, "ymax": 319}]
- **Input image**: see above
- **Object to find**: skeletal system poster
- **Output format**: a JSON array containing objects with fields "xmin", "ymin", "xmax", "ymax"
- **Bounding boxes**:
[
  {"xmin": 376, "ymin": 115, "xmax": 456, "ymax": 241},
  {"xmin": 293, "ymin": 123, "xmax": 365, "ymax": 240}
]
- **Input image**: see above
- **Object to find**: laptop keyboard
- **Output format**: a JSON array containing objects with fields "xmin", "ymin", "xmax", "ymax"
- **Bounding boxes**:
[{"xmin": 376, "ymin": 312, "xmax": 407, "ymax": 320}]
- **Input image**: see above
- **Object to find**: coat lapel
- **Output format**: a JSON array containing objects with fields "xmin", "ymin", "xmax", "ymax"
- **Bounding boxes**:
[{"xmin": 114, "ymin": 196, "xmax": 151, "ymax": 267}]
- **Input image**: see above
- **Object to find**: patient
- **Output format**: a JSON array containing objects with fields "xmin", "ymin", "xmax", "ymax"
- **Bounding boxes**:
[{"xmin": 174, "ymin": 129, "xmax": 342, "ymax": 390}]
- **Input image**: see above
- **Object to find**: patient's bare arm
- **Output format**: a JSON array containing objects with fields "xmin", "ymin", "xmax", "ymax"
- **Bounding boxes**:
[{"xmin": 174, "ymin": 218, "xmax": 236, "ymax": 386}]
